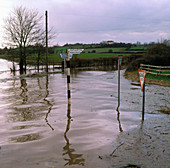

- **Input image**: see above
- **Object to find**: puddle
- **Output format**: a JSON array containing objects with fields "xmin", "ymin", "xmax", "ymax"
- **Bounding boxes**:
[{"xmin": 0, "ymin": 59, "xmax": 169, "ymax": 168}]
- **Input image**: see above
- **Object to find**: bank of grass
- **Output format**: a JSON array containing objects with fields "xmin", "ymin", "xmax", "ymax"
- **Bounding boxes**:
[
  {"xmin": 146, "ymin": 73, "xmax": 170, "ymax": 82},
  {"xmin": 125, "ymin": 44, "xmax": 170, "ymax": 86},
  {"xmin": 147, "ymin": 68, "xmax": 170, "ymax": 75},
  {"xmin": 124, "ymin": 70, "xmax": 170, "ymax": 87}
]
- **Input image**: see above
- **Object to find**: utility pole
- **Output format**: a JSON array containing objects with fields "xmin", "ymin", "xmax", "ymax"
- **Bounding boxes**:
[
  {"xmin": 66, "ymin": 50, "xmax": 71, "ymax": 105},
  {"xmin": 45, "ymin": 10, "xmax": 48, "ymax": 72}
]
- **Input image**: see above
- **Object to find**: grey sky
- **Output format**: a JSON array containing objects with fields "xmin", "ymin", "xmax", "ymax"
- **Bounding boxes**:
[{"xmin": 0, "ymin": 0, "xmax": 170, "ymax": 47}]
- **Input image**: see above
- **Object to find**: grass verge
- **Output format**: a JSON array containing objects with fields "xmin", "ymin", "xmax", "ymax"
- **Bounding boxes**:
[{"xmin": 124, "ymin": 71, "xmax": 170, "ymax": 87}]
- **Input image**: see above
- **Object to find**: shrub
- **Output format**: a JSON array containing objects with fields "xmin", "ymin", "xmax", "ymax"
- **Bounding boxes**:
[
  {"xmin": 108, "ymin": 49, "xmax": 113, "ymax": 53},
  {"xmin": 126, "ymin": 43, "xmax": 170, "ymax": 72}
]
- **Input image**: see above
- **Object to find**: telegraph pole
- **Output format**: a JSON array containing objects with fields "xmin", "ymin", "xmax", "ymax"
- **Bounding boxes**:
[
  {"xmin": 45, "ymin": 10, "xmax": 48, "ymax": 72},
  {"xmin": 66, "ymin": 50, "xmax": 71, "ymax": 105}
]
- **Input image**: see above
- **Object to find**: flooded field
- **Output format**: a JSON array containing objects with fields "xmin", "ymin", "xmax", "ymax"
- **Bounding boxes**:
[{"xmin": 0, "ymin": 59, "xmax": 169, "ymax": 168}]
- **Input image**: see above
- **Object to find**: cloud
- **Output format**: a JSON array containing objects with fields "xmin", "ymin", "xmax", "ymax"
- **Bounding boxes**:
[
  {"xmin": 0, "ymin": 0, "xmax": 170, "ymax": 47},
  {"xmin": 48, "ymin": 0, "xmax": 170, "ymax": 36}
]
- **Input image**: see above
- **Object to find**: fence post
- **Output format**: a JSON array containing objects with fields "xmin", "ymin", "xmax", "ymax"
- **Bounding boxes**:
[
  {"xmin": 138, "ymin": 69, "xmax": 147, "ymax": 121},
  {"xmin": 159, "ymin": 66, "xmax": 162, "ymax": 75},
  {"xmin": 142, "ymin": 82, "xmax": 145, "ymax": 121}
]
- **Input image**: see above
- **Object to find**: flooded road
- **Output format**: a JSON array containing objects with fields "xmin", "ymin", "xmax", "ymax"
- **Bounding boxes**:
[{"xmin": 0, "ymin": 59, "xmax": 169, "ymax": 168}]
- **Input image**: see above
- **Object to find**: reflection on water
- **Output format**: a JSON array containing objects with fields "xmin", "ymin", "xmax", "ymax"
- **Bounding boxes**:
[
  {"xmin": 9, "ymin": 106, "xmax": 42, "ymax": 122},
  {"xmin": 0, "ymin": 59, "xmax": 169, "ymax": 167},
  {"xmin": 116, "ymin": 108, "xmax": 123, "ymax": 132},
  {"xmin": 7, "ymin": 77, "xmax": 47, "ymax": 123},
  {"xmin": 5, "ymin": 75, "xmax": 55, "ymax": 143},
  {"xmin": 44, "ymin": 76, "xmax": 54, "ymax": 131},
  {"xmin": 20, "ymin": 78, "xmax": 28, "ymax": 104},
  {"xmin": 10, "ymin": 133, "xmax": 42, "ymax": 143},
  {"xmin": 63, "ymin": 103, "xmax": 85, "ymax": 166}
]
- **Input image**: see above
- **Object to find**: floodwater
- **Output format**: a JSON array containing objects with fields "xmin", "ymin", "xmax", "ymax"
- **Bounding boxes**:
[{"xmin": 0, "ymin": 59, "xmax": 169, "ymax": 168}]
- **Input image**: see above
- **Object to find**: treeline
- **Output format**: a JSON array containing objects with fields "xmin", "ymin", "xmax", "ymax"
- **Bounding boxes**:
[
  {"xmin": 62, "ymin": 41, "xmax": 156, "ymax": 49},
  {"xmin": 1, "ymin": 42, "xmax": 169, "ymax": 72},
  {"xmin": 0, "ymin": 46, "xmax": 55, "ymax": 56},
  {"xmin": 0, "ymin": 41, "xmax": 154, "ymax": 56},
  {"xmin": 63, "ymin": 42, "xmax": 133, "ymax": 49},
  {"xmin": 126, "ymin": 43, "xmax": 170, "ymax": 72}
]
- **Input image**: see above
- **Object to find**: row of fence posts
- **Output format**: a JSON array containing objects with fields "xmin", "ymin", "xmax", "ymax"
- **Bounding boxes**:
[{"xmin": 62, "ymin": 51, "xmax": 147, "ymax": 121}]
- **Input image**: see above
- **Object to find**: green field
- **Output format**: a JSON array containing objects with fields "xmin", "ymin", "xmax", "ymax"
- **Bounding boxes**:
[
  {"xmin": 16, "ymin": 46, "xmax": 134, "ymax": 64},
  {"xmin": 147, "ymin": 68, "xmax": 170, "ymax": 81},
  {"xmin": 84, "ymin": 47, "xmax": 126, "ymax": 53},
  {"xmin": 55, "ymin": 47, "xmax": 126, "ymax": 54},
  {"xmin": 0, "ymin": 45, "xmax": 147, "ymax": 65},
  {"xmin": 31, "ymin": 52, "xmax": 130, "ymax": 64},
  {"xmin": 53, "ymin": 46, "xmax": 144, "ymax": 62},
  {"xmin": 146, "ymin": 73, "xmax": 170, "ymax": 82},
  {"xmin": 130, "ymin": 46, "xmax": 148, "ymax": 50},
  {"xmin": 134, "ymin": 70, "xmax": 170, "ymax": 82}
]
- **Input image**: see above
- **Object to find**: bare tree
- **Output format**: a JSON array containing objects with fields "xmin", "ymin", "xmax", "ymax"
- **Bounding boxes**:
[{"xmin": 4, "ymin": 6, "xmax": 45, "ymax": 73}]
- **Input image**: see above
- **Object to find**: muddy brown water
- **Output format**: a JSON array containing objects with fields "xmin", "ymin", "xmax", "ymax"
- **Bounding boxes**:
[{"xmin": 0, "ymin": 59, "xmax": 169, "ymax": 168}]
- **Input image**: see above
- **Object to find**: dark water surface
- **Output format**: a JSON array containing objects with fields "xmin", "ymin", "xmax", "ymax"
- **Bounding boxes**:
[{"xmin": 0, "ymin": 59, "xmax": 169, "ymax": 168}]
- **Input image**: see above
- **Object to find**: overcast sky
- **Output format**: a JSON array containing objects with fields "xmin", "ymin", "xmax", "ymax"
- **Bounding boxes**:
[{"xmin": 0, "ymin": 0, "xmax": 170, "ymax": 47}]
